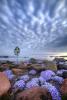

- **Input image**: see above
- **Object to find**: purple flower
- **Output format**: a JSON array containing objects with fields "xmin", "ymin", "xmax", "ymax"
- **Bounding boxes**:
[
  {"xmin": 40, "ymin": 70, "xmax": 55, "ymax": 81},
  {"xmin": 26, "ymin": 80, "xmax": 39, "ymax": 89},
  {"xmin": 8, "ymin": 74, "xmax": 15, "ymax": 80},
  {"xmin": 42, "ymin": 82, "xmax": 61, "ymax": 100},
  {"xmin": 56, "ymin": 70, "xmax": 67, "ymax": 75},
  {"xmin": 26, "ymin": 78, "xmax": 39, "ymax": 89},
  {"xmin": 19, "ymin": 75, "xmax": 29, "ymax": 82},
  {"xmin": 51, "ymin": 76, "xmax": 64, "ymax": 84},
  {"xmin": 38, "ymin": 76, "xmax": 46, "ymax": 85},
  {"xmin": 13, "ymin": 80, "xmax": 25, "ymax": 90},
  {"xmin": 31, "ymin": 78, "xmax": 39, "ymax": 83},
  {"xmin": 29, "ymin": 69, "xmax": 37, "ymax": 75},
  {"xmin": 3, "ymin": 69, "xmax": 15, "ymax": 80},
  {"xmin": 3, "ymin": 70, "xmax": 13, "ymax": 76},
  {"xmin": 26, "ymin": 77, "xmax": 46, "ymax": 88}
]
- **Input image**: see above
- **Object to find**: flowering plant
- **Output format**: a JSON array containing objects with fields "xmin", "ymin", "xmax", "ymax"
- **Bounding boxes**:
[
  {"xmin": 40, "ymin": 70, "xmax": 55, "ymax": 81},
  {"xmin": 56, "ymin": 70, "xmax": 67, "ymax": 75},
  {"xmin": 3, "ymin": 69, "xmax": 15, "ymax": 80},
  {"xmin": 38, "ymin": 76, "xmax": 46, "ymax": 85},
  {"xmin": 26, "ymin": 78, "xmax": 39, "ymax": 89},
  {"xmin": 42, "ymin": 82, "xmax": 61, "ymax": 100},
  {"xmin": 51, "ymin": 76, "xmax": 64, "ymax": 84},
  {"xmin": 13, "ymin": 80, "xmax": 25, "ymax": 90},
  {"xmin": 29, "ymin": 69, "xmax": 37, "ymax": 75},
  {"xmin": 19, "ymin": 75, "xmax": 29, "ymax": 82}
]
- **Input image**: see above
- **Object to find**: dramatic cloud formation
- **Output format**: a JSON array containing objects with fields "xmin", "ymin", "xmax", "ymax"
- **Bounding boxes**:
[{"xmin": 0, "ymin": 0, "xmax": 67, "ymax": 57}]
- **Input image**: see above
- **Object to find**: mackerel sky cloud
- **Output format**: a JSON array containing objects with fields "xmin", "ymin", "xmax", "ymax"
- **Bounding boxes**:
[{"xmin": 0, "ymin": 0, "xmax": 67, "ymax": 57}]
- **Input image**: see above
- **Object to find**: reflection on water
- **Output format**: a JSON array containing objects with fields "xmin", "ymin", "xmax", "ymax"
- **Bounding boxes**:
[{"xmin": 0, "ymin": 57, "xmax": 29, "ymax": 62}]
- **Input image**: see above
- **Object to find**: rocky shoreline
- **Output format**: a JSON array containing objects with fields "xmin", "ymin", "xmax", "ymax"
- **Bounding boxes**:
[{"xmin": 0, "ymin": 59, "xmax": 67, "ymax": 100}]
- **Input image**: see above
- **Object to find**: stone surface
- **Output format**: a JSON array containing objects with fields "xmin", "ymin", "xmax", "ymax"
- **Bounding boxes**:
[
  {"xmin": 0, "ymin": 72, "xmax": 11, "ymax": 96},
  {"xmin": 16, "ymin": 87, "xmax": 52, "ymax": 100},
  {"xmin": 43, "ymin": 60, "xmax": 57, "ymax": 71},
  {"xmin": 12, "ymin": 68, "xmax": 27, "ymax": 75},
  {"xmin": 31, "ymin": 64, "xmax": 46, "ymax": 71},
  {"xmin": 62, "ymin": 71, "xmax": 67, "ymax": 78},
  {"xmin": 60, "ymin": 78, "xmax": 67, "ymax": 95}
]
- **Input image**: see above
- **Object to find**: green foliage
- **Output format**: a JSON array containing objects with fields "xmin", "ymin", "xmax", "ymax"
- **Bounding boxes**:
[
  {"xmin": 0, "ymin": 94, "xmax": 11, "ymax": 100},
  {"xmin": 62, "ymin": 94, "xmax": 67, "ymax": 100}
]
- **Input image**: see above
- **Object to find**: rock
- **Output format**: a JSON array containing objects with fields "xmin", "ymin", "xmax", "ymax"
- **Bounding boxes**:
[
  {"xmin": 12, "ymin": 68, "xmax": 27, "ymax": 75},
  {"xmin": 1, "ymin": 64, "xmax": 9, "ymax": 68},
  {"xmin": 43, "ymin": 60, "xmax": 57, "ymax": 71},
  {"xmin": 15, "ymin": 87, "xmax": 52, "ymax": 100},
  {"xmin": 0, "ymin": 72, "xmax": 11, "ymax": 96},
  {"xmin": 29, "ymin": 58, "xmax": 37, "ymax": 64},
  {"xmin": 62, "ymin": 71, "xmax": 67, "ymax": 78},
  {"xmin": 18, "ymin": 62, "xmax": 27, "ymax": 68},
  {"xmin": 60, "ymin": 78, "xmax": 67, "ymax": 95},
  {"xmin": 30, "ymin": 64, "xmax": 46, "ymax": 71},
  {"xmin": 30, "ymin": 61, "xmax": 57, "ymax": 72}
]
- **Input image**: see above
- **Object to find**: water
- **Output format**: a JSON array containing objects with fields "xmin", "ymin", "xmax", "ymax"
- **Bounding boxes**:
[
  {"xmin": 0, "ymin": 56, "xmax": 55, "ymax": 63},
  {"xmin": 0, "ymin": 57, "xmax": 29, "ymax": 63}
]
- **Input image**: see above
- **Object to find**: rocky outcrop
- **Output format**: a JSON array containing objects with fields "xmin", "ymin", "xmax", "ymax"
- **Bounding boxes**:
[
  {"xmin": 60, "ymin": 78, "xmax": 67, "ymax": 95},
  {"xmin": 12, "ymin": 68, "xmax": 27, "ymax": 75},
  {"xmin": 15, "ymin": 87, "xmax": 52, "ymax": 100},
  {"xmin": 0, "ymin": 72, "xmax": 11, "ymax": 96}
]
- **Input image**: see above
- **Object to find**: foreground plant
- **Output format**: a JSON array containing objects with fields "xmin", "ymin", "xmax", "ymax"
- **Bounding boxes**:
[{"xmin": 42, "ymin": 82, "xmax": 61, "ymax": 100}]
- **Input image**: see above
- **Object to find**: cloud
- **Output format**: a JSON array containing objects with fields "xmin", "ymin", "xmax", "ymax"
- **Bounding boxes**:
[{"xmin": 0, "ymin": 0, "xmax": 67, "ymax": 56}]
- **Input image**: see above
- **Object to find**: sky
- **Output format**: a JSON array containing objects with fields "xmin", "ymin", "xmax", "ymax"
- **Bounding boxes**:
[{"xmin": 0, "ymin": 0, "xmax": 67, "ymax": 57}]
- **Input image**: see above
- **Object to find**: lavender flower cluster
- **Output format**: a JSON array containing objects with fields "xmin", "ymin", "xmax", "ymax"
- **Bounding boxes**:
[
  {"xmin": 56, "ymin": 69, "xmax": 67, "ymax": 75},
  {"xmin": 26, "ymin": 77, "xmax": 46, "ymax": 89},
  {"xmin": 51, "ymin": 76, "xmax": 64, "ymax": 84},
  {"xmin": 42, "ymin": 82, "xmax": 61, "ymax": 100},
  {"xmin": 31, "ymin": 78, "xmax": 39, "ymax": 83},
  {"xmin": 26, "ymin": 78, "xmax": 39, "ymax": 89},
  {"xmin": 19, "ymin": 75, "xmax": 29, "ymax": 82},
  {"xmin": 40, "ymin": 70, "xmax": 55, "ymax": 81},
  {"xmin": 29, "ymin": 69, "xmax": 37, "ymax": 75},
  {"xmin": 3, "ymin": 69, "xmax": 15, "ymax": 80},
  {"xmin": 26, "ymin": 81, "xmax": 39, "ymax": 89},
  {"xmin": 38, "ymin": 76, "xmax": 46, "ymax": 85},
  {"xmin": 13, "ymin": 80, "xmax": 25, "ymax": 90}
]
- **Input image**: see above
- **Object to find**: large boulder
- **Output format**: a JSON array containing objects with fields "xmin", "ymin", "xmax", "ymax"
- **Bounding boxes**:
[
  {"xmin": 60, "ymin": 78, "xmax": 67, "ymax": 95},
  {"xmin": 29, "ymin": 58, "xmax": 37, "ymax": 64},
  {"xmin": 0, "ymin": 72, "xmax": 11, "ymax": 96},
  {"xmin": 12, "ymin": 68, "xmax": 27, "ymax": 75},
  {"xmin": 30, "ymin": 64, "xmax": 46, "ymax": 72},
  {"xmin": 44, "ymin": 61, "xmax": 57, "ymax": 71},
  {"xmin": 62, "ymin": 71, "xmax": 67, "ymax": 78},
  {"xmin": 15, "ymin": 87, "xmax": 52, "ymax": 100}
]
